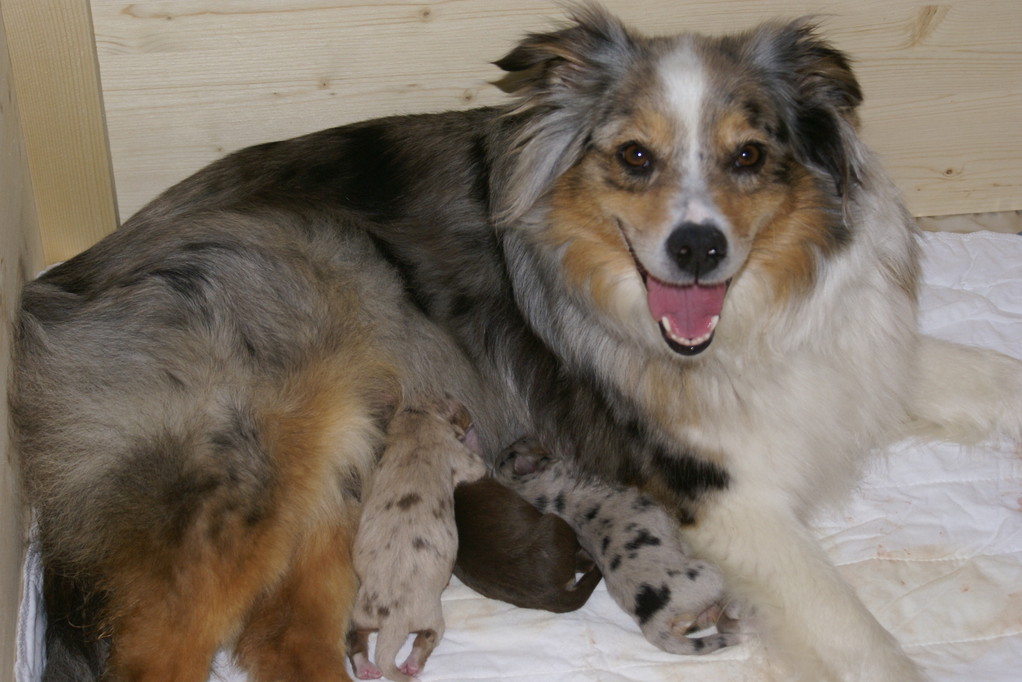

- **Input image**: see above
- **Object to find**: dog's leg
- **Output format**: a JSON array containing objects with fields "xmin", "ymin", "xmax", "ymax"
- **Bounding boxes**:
[
  {"xmin": 102, "ymin": 601, "xmax": 225, "ymax": 681},
  {"xmin": 101, "ymin": 518, "xmax": 305, "ymax": 682},
  {"xmin": 683, "ymin": 489, "xmax": 926, "ymax": 682},
  {"xmin": 235, "ymin": 517, "xmax": 358, "ymax": 682},
  {"xmin": 400, "ymin": 628, "xmax": 440, "ymax": 678},
  {"xmin": 234, "ymin": 360, "xmax": 383, "ymax": 682},
  {"xmin": 907, "ymin": 335, "xmax": 1022, "ymax": 443},
  {"xmin": 346, "ymin": 629, "xmax": 382, "ymax": 680}
]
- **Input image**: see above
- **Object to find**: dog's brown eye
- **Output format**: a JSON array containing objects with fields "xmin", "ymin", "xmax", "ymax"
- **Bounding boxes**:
[
  {"xmin": 733, "ymin": 143, "xmax": 765, "ymax": 172},
  {"xmin": 618, "ymin": 142, "xmax": 654, "ymax": 174}
]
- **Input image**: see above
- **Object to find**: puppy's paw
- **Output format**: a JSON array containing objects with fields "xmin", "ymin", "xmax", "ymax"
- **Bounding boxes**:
[
  {"xmin": 351, "ymin": 654, "xmax": 382, "ymax": 680},
  {"xmin": 431, "ymin": 394, "xmax": 473, "ymax": 433},
  {"xmin": 496, "ymin": 436, "xmax": 551, "ymax": 477},
  {"xmin": 688, "ymin": 597, "xmax": 748, "ymax": 635},
  {"xmin": 655, "ymin": 614, "xmax": 739, "ymax": 655},
  {"xmin": 398, "ymin": 653, "xmax": 425, "ymax": 681}
]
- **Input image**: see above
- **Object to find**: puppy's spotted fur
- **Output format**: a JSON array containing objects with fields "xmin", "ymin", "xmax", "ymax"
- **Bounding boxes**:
[
  {"xmin": 348, "ymin": 398, "xmax": 486, "ymax": 682},
  {"xmin": 495, "ymin": 438, "xmax": 736, "ymax": 655}
]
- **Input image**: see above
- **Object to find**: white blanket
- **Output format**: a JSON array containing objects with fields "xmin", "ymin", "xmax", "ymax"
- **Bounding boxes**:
[{"xmin": 17, "ymin": 230, "xmax": 1022, "ymax": 681}]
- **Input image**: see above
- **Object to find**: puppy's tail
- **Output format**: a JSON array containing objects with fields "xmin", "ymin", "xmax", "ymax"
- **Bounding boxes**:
[
  {"xmin": 907, "ymin": 336, "xmax": 1022, "ymax": 443},
  {"xmin": 372, "ymin": 621, "xmax": 415, "ymax": 682},
  {"xmin": 41, "ymin": 566, "xmax": 108, "ymax": 681},
  {"xmin": 550, "ymin": 565, "xmax": 603, "ymax": 613}
]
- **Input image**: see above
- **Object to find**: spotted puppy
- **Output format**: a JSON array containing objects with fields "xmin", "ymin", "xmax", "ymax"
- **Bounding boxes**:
[
  {"xmin": 348, "ymin": 398, "xmax": 487, "ymax": 682},
  {"xmin": 454, "ymin": 477, "xmax": 602, "ymax": 612},
  {"xmin": 494, "ymin": 438, "xmax": 738, "ymax": 655}
]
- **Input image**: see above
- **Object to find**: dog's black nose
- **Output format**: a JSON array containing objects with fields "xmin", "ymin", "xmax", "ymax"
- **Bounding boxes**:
[{"xmin": 666, "ymin": 223, "xmax": 728, "ymax": 279}]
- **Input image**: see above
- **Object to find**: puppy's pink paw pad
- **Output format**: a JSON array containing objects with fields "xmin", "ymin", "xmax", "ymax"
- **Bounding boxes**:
[
  {"xmin": 399, "ymin": 662, "xmax": 422, "ymax": 676},
  {"xmin": 354, "ymin": 662, "xmax": 382, "ymax": 679}
]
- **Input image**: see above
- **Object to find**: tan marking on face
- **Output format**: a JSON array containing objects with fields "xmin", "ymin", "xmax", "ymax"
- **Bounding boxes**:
[
  {"xmin": 732, "ymin": 169, "xmax": 839, "ymax": 304},
  {"xmin": 700, "ymin": 101, "xmax": 843, "ymax": 305},
  {"xmin": 543, "ymin": 104, "xmax": 686, "ymax": 313},
  {"xmin": 712, "ymin": 109, "xmax": 754, "ymax": 154},
  {"xmin": 545, "ymin": 172, "xmax": 635, "ymax": 312}
]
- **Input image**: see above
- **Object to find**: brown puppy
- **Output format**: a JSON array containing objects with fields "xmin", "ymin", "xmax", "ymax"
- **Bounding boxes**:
[
  {"xmin": 347, "ymin": 397, "xmax": 486, "ymax": 682},
  {"xmin": 453, "ymin": 477, "xmax": 602, "ymax": 613}
]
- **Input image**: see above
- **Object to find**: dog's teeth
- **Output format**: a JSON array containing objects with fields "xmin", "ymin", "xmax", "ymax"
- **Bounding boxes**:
[{"xmin": 660, "ymin": 315, "xmax": 717, "ymax": 347}]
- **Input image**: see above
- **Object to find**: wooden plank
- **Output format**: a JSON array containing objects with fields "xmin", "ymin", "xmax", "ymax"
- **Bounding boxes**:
[
  {"xmin": 90, "ymin": 0, "xmax": 1021, "ymax": 221},
  {"xmin": 919, "ymin": 211, "xmax": 1021, "ymax": 234},
  {"xmin": 0, "ymin": 6, "xmax": 44, "ymax": 676},
  {"xmin": 3, "ymin": 0, "xmax": 119, "ymax": 265}
]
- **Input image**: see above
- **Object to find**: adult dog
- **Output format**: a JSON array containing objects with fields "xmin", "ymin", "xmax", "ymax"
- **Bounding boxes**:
[{"xmin": 11, "ymin": 5, "xmax": 1021, "ymax": 681}]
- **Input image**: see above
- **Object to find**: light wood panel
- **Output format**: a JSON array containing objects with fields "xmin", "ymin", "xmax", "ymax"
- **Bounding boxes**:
[
  {"xmin": 3, "ymin": 0, "xmax": 119, "ymax": 265},
  {"xmin": 0, "ymin": 5, "xmax": 43, "ymax": 676},
  {"xmin": 82, "ymin": 1, "xmax": 1022, "ymax": 224}
]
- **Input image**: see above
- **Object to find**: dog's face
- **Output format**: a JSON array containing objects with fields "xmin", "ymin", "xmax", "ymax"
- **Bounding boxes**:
[{"xmin": 494, "ymin": 8, "xmax": 862, "ymax": 357}]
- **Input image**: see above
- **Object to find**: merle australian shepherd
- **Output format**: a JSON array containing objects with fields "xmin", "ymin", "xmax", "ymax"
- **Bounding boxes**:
[{"xmin": 11, "ymin": 6, "xmax": 1022, "ymax": 681}]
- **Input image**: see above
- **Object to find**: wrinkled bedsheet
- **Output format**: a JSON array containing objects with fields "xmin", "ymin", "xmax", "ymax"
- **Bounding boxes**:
[{"xmin": 17, "ymin": 230, "xmax": 1022, "ymax": 681}]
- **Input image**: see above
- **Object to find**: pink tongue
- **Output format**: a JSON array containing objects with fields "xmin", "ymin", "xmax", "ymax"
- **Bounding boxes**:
[{"xmin": 646, "ymin": 278, "xmax": 726, "ymax": 341}]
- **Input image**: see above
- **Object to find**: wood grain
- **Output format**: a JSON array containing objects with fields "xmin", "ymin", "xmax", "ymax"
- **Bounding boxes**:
[
  {"xmin": 0, "ymin": 6, "xmax": 43, "ymax": 674},
  {"xmin": 83, "ymin": 0, "xmax": 1022, "ymax": 222},
  {"xmin": 3, "ymin": 0, "xmax": 119, "ymax": 264}
]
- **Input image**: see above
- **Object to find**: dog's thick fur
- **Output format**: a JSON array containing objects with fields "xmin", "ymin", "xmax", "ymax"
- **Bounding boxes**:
[
  {"xmin": 11, "ymin": 6, "xmax": 1022, "ymax": 681},
  {"xmin": 453, "ymin": 476, "xmax": 602, "ymax": 613},
  {"xmin": 347, "ymin": 397, "xmax": 485, "ymax": 682}
]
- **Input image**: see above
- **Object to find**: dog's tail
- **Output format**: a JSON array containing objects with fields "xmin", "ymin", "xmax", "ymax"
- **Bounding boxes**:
[
  {"xmin": 372, "ymin": 621, "xmax": 416, "ymax": 682},
  {"xmin": 41, "ymin": 566, "xmax": 108, "ymax": 681},
  {"xmin": 908, "ymin": 336, "xmax": 1022, "ymax": 443}
]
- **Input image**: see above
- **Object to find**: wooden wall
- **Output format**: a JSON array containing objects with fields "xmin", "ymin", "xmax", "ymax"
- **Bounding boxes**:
[
  {"xmin": 3, "ymin": 0, "xmax": 117, "ymax": 265},
  {"xmin": 1, "ymin": 1, "xmax": 1020, "ymax": 266},
  {"xmin": 0, "ymin": 6, "xmax": 44, "ymax": 679},
  {"xmin": 87, "ymin": 0, "xmax": 1022, "ymax": 230}
]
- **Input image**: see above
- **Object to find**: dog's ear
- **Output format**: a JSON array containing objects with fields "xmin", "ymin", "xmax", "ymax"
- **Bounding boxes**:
[
  {"xmin": 489, "ymin": 5, "xmax": 635, "ymax": 225},
  {"xmin": 748, "ymin": 20, "xmax": 864, "ymax": 197},
  {"xmin": 492, "ymin": 5, "xmax": 632, "ymax": 96}
]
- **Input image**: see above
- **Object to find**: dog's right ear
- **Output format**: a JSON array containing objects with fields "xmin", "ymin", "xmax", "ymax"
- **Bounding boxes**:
[
  {"xmin": 489, "ymin": 5, "xmax": 636, "ymax": 226},
  {"xmin": 492, "ymin": 5, "xmax": 632, "ymax": 96}
]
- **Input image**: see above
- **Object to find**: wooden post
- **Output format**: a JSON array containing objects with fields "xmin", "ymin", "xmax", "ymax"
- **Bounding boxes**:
[
  {"xmin": 0, "ymin": 3, "xmax": 44, "ymax": 676},
  {"xmin": 3, "ymin": 0, "xmax": 118, "ymax": 266}
]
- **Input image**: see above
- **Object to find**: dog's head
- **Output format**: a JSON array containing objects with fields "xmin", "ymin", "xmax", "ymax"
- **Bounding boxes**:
[{"xmin": 493, "ymin": 6, "xmax": 863, "ymax": 357}]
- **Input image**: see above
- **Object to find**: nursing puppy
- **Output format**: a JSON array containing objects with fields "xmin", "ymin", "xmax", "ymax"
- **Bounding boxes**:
[
  {"xmin": 348, "ymin": 397, "xmax": 486, "ymax": 682},
  {"xmin": 495, "ymin": 438, "xmax": 736, "ymax": 655},
  {"xmin": 453, "ymin": 476, "xmax": 602, "ymax": 613},
  {"xmin": 12, "ymin": 5, "xmax": 1022, "ymax": 681}
]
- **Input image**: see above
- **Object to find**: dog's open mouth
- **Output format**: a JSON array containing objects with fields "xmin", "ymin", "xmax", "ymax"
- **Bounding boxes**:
[
  {"xmin": 617, "ymin": 221, "xmax": 728, "ymax": 355},
  {"xmin": 644, "ymin": 274, "xmax": 728, "ymax": 355}
]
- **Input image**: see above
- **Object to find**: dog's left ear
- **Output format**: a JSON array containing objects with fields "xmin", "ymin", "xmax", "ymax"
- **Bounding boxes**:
[
  {"xmin": 489, "ymin": 6, "xmax": 636, "ymax": 225},
  {"xmin": 749, "ymin": 20, "xmax": 864, "ymax": 196}
]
